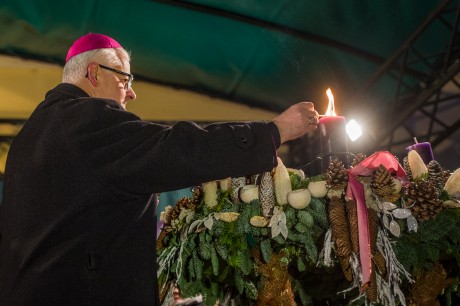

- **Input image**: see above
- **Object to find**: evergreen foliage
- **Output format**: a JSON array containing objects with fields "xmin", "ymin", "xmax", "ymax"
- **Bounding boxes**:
[
  {"xmin": 395, "ymin": 209, "xmax": 460, "ymax": 272},
  {"xmin": 158, "ymin": 183, "xmax": 328, "ymax": 304},
  {"xmin": 157, "ymin": 163, "xmax": 460, "ymax": 305}
]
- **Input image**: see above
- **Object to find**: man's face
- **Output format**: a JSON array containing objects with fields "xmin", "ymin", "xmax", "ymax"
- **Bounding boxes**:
[{"xmin": 93, "ymin": 53, "xmax": 136, "ymax": 109}]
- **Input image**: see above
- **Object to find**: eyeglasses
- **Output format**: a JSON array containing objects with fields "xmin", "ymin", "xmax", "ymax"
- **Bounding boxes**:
[{"xmin": 98, "ymin": 64, "xmax": 134, "ymax": 90}]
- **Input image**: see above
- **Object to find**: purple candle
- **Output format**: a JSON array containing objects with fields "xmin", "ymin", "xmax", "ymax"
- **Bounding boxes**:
[
  {"xmin": 406, "ymin": 141, "xmax": 434, "ymax": 164},
  {"xmin": 317, "ymin": 88, "xmax": 349, "ymax": 173},
  {"xmin": 319, "ymin": 115, "xmax": 349, "ymax": 172},
  {"xmin": 319, "ymin": 116, "xmax": 348, "ymax": 154}
]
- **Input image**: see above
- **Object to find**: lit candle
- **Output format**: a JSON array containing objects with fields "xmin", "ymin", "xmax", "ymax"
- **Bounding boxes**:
[
  {"xmin": 319, "ymin": 88, "xmax": 349, "ymax": 172},
  {"xmin": 406, "ymin": 138, "xmax": 434, "ymax": 164}
]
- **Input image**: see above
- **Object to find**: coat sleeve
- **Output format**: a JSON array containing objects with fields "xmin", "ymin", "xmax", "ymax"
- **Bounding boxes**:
[{"xmin": 61, "ymin": 98, "xmax": 280, "ymax": 196}]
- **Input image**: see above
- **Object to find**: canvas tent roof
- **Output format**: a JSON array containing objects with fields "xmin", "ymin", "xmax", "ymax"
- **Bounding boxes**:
[{"xmin": 1, "ymin": 0, "xmax": 459, "ymax": 173}]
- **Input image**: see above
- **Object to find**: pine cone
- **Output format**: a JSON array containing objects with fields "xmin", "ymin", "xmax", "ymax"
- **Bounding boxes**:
[
  {"xmin": 328, "ymin": 197, "xmax": 352, "ymax": 258},
  {"xmin": 406, "ymin": 180, "xmax": 442, "ymax": 221},
  {"xmin": 170, "ymin": 197, "xmax": 194, "ymax": 220},
  {"xmin": 427, "ymin": 160, "xmax": 450, "ymax": 194},
  {"xmin": 367, "ymin": 208, "xmax": 379, "ymax": 255},
  {"xmin": 346, "ymin": 200, "xmax": 359, "ymax": 254},
  {"xmin": 366, "ymin": 208, "xmax": 380, "ymax": 302},
  {"xmin": 366, "ymin": 262, "xmax": 378, "ymax": 303},
  {"xmin": 351, "ymin": 153, "xmax": 367, "ymax": 168},
  {"xmin": 326, "ymin": 159, "xmax": 348, "ymax": 190},
  {"xmin": 338, "ymin": 256, "xmax": 353, "ymax": 282},
  {"xmin": 373, "ymin": 252, "xmax": 387, "ymax": 279},
  {"xmin": 259, "ymin": 171, "xmax": 275, "ymax": 217},
  {"xmin": 403, "ymin": 156, "xmax": 413, "ymax": 181},
  {"xmin": 328, "ymin": 196, "xmax": 353, "ymax": 281},
  {"xmin": 231, "ymin": 177, "xmax": 246, "ymax": 203},
  {"xmin": 371, "ymin": 165, "xmax": 396, "ymax": 198},
  {"xmin": 191, "ymin": 187, "xmax": 203, "ymax": 205}
]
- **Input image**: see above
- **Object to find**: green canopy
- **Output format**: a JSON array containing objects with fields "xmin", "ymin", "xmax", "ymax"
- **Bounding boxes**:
[{"xmin": 1, "ymin": 0, "xmax": 458, "ymax": 169}]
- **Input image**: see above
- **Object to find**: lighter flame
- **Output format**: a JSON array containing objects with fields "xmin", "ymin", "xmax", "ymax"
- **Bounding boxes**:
[{"xmin": 325, "ymin": 88, "xmax": 337, "ymax": 117}]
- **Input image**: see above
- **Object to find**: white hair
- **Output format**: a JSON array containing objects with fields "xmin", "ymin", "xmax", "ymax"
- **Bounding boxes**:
[{"xmin": 62, "ymin": 48, "xmax": 131, "ymax": 83}]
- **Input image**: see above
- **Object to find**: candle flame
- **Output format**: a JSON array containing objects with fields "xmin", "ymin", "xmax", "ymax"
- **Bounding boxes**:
[{"xmin": 324, "ymin": 88, "xmax": 337, "ymax": 117}]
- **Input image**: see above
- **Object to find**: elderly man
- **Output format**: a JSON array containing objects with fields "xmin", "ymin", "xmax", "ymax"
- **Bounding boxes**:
[{"xmin": 0, "ymin": 33, "xmax": 319, "ymax": 305}]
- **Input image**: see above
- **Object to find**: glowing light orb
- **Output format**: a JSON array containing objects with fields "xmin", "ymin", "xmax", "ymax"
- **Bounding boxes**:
[{"xmin": 346, "ymin": 119, "xmax": 362, "ymax": 142}]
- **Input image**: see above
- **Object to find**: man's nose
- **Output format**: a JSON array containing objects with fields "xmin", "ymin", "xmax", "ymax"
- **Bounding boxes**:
[{"xmin": 126, "ymin": 87, "xmax": 136, "ymax": 101}]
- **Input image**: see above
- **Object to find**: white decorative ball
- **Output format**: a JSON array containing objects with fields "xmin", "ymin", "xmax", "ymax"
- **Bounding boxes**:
[
  {"xmin": 307, "ymin": 180, "xmax": 327, "ymax": 198},
  {"xmin": 287, "ymin": 189, "xmax": 312, "ymax": 209},
  {"xmin": 240, "ymin": 184, "xmax": 259, "ymax": 203}
]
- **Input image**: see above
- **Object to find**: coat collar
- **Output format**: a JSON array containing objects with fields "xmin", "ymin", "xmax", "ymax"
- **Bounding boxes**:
[{"xmin": 45, "ymin": 83, "xmax": 89, "ymax": 100}]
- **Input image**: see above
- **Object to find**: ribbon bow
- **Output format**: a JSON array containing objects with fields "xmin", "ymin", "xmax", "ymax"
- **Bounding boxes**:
[{"xmin": 346, "ymin": 151, "xmax": 407, "ymax": 286}]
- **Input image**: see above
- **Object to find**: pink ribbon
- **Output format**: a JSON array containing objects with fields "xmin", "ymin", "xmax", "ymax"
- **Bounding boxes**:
[
  {"xmin": 348, "ymin": 151, "xmax": 406, "ymax": 179},
  {"xmin": 346, "ymin": 151, "xmax": 406, "ymax": 287}
]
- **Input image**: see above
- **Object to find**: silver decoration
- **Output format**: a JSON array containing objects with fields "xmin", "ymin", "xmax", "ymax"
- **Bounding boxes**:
[
  {"xmin": 378, "ymin": 197, "xmax": 417, "ymax": 237},
  {"xmin": 392, "ymin": 208, "xmax": 412, "ymax": 219},
  {"xmin": 383, "ymin": 214, "xmax": 390, "ymax": 230},
  {"xmin": 377, "ymin": 229, "xmax": 413, "ymax": 306},
  {"xmin": 382, "ymin": 201, "xmax": 397, "ymax": 212},
  {"xmin": 377, "ymin": 199, "xmax": 383, "ymax": 211},
  {"xmin": 407, "ymin": 215, "xmax": 418, "ymax": 233},
  {"xmin": 389, "ymin": 220, "xmax": 401, "ymax": 237}
]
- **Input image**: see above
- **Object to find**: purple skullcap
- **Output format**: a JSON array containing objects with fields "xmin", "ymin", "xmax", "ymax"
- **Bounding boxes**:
[{"xmin": 65, "ymin": 33, "xmax": 122, "ymax": 62}]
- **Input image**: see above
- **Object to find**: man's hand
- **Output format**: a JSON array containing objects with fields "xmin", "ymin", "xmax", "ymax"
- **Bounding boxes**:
[{"xmin": 272, "ymin": 102, "xmax": 319, "ymax": 144}]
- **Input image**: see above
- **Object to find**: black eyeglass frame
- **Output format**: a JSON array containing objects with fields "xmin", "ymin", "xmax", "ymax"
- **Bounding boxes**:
[{"xmin": 97, "ymin": 64, "xmax": 134, "ymax": 89}]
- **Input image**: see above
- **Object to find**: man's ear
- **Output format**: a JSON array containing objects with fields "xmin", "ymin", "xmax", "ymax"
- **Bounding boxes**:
[{"xmin": 86, "ymin": 63, "xmax": 99, "ymax": 87}]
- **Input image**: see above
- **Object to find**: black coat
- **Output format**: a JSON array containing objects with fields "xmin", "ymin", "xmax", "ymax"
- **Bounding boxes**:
[{"xmin": 0, "ymin": 83, "xmax": 280, "ymax": 305}]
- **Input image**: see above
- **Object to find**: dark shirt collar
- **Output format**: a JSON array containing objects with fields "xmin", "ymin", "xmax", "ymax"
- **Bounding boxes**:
[{"xmin": 45, "ymin": 83, "xmax": 90, "ymax": 100}]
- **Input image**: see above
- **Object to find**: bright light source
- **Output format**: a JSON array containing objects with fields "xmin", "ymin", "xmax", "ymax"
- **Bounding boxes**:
[{"xmin": 346, "ymin": 119, "xmax": 362, "ymax": 142}]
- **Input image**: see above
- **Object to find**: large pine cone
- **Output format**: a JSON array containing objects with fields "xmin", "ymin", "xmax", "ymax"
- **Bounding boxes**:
[
  {"xmin": 427, "ymin": 160, "xmax": 450, "ymax": 194},
  {"xmin": 367, "ymin": 208, "xmax": 379, "ymax": 255},
  {"xmin": 366, "ymin": 208, "xmax": 380, "ymax": 303},
  {"xmin": 366, "ymin": 262, "xmax": 378, "ymax": 303},
  {"xmin": 346, "ymin": 200, "xmax": 359, "ymax": 254},
  {"xmin": 328, "ymin": 196, "xmax": 353, "ymax": 281},
  {"xmin": 259, "ymin": 171, "xmax": 275, "ymax": 217},
  {"xmin": 406, "ymin": 180, "xmax": 442, "ymax": 221},
  {"xmin": 373, "ymin": 252, "xmax": 387, "ymax": 279},
  {"xmin": 326, "ymin": 159, "xmax": 348, "ymax": 190},
  {"xmin": 371, "ymin": 165, "xmax": 396, "ymax": 198}
]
